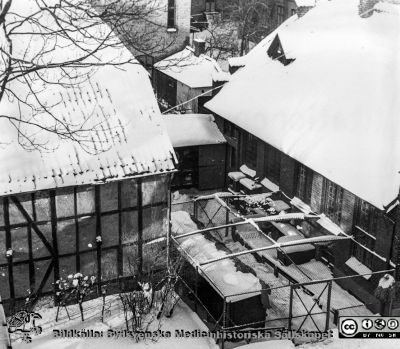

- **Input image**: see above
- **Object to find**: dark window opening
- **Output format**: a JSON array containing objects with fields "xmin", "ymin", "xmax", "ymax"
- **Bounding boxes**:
[
  {"xmin": 244, "ymin": 133, "xmax": 258, "ymax": 170},
  {"xmin": 264, "ymin": 143, "xmax": 281, "ymax": 184},
  {"xmin": 168, "ymin": 0, "xmax": 176, "ymax": 29},
  {"xmin": 352, "ymin": 231, "xmax": 375, "ymax": 269},
  {"xmin": 354, "ymin": 198, "xmax": 377, "ymax": 236},
  {"xmin": 323, "ymin": 180, "xmax": 344, "ymax": 224},
  {"xmin": 296, "ymin": 164, "xmax": 313, "ymax": 204},
  {"xmin": 277, "ymin": 5, "xmax": 285, "ymax": 24},
  {"xmin": 205, "ymin": 0, "xmax": 216, "ymax": 12},
  {"xmin": 223, "ymin": 120, "xmax": 239, "ymax": 139}
]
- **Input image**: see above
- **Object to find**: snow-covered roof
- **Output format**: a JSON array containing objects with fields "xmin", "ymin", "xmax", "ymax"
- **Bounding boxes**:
[
  {"xmin": 206, "ymin": 0, "xmax": 400, "ymax": 209},
  {"xmin": 227, "ymin": 15, "xmax": 298, "ymax": 70},
  {"xmin": 171, "ymin": 211, "xmax": 261, "ymax": 302},
  {"xmin": 163, "ymin": 114, "xmax": 226, "ymax": 147},
  {"xmin": 0, "ymin": 0, "xmax": 176, "ymax": 196},
  {"xmin": 154, "ymin": 46, "xmax": 223, "ymax": 88},
  {"xmin": 212, "ymin": 71, "xmax": 231, "ymax": 83},
  {"xmin": 295, "ymin": 0, "xmax": 317, "ymax": 7},
  {"xmin": 228, "ymin": 56, "xmax": 247, "ymax": 68}
]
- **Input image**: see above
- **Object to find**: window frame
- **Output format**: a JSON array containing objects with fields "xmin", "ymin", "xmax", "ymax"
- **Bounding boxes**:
[
  {"xmin": 167, "ymin": 0, "xmax": 176, "ymax": 29},
  {"xmin": 322, "ymin": 180, "xmax": 344, "ymax": 224},
  {"xmin": 277, "ymin": 5, "xmax": 285, "ymax": 25},
  {"xmin": 205, "ymin": 0, "xmax": 216, "ymax": 12}
]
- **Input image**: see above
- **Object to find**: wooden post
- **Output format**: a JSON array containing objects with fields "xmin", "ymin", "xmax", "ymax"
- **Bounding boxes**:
[
  {"xmin": 225, "ymin": 208, "xmax": 229, "ymax": 237},
  {"xmin": 394, "ymin": 187, "xmax": 400, "ymax": 281},
  {"xmin": 117, "ymin": 182, "xmax": 123, "ymax": 277},
  {"xmin": 74, "ymin": 188, "xmax": 81, "ymax": 272},
  {"xmin": 94, "ymin": 186, "xmax": 102, "ymax": 294},
  {"xmin": 3, "ymin": 197, "xmax": 14, "ymax": 313},
  {"xmin": 167, "ymin": 179, "xmax": 172, "ymax": 271},
  {"xmin": 137, "ymin": 178, "xmax": 143, "ymax": 277},
  {"xmin": 288, "ymin": 285, "xmax": 294, "ymax": 330},
  {"xmin": 50, "ymin": 191, "xmax": 59, "ymax": 300},
  {"xmin": 325, "ymin": 281, "xmax": 332, "ymax": 331},
  {"xmin": 333, "ymin": 309, "xmax": 340, "ymax": 325},
  {"xmin": 221, "ymin": 297, "xmax": 227, "ymax": 349},
  {"xmin": 0, "ymin": 296, "xmax": 12, "ymax": 349},
  {"xmin": 194, "ymin": 266, "xmax": 199, "ymax": 313}
]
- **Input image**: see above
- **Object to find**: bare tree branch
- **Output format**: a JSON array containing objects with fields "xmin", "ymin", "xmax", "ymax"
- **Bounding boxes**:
[{"xmin": 0, "ymin": 0, "xmax": 175, "ymax": 153}]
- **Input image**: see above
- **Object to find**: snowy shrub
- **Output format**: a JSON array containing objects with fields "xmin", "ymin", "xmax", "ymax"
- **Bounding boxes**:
[{"xmin": 55, "ymin": 273, "xmax": 96, "ymax": 322}]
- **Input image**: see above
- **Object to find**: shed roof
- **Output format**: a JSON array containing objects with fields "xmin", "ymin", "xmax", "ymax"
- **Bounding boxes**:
[
  {"xmin": 154, "ymin": 46, "xmax": 223, "ymax": 88},
  {"xmin": 171, "ymin": 211, "xmax": 261, "ymax": 302},
  {"xmin": 206, "ymin": 0, "xmax": 400, "ymax": 209},
  {"xmin": 0, "ymin": 0, "xmax": 176, "ymax": 196},
  {"xmin": 163, "ymin": 114, "xmax": 226, "ymax": 148}
]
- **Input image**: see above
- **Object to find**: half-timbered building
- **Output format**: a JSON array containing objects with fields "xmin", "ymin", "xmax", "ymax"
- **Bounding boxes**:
[{"xmin": 0, "ymin": 1, "xmax": 176, "ymax": 312}]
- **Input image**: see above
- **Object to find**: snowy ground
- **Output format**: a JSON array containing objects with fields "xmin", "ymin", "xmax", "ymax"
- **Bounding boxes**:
[
  {"xmin": 9, "ymin": 289, "xmax": 399, "ymax": 349},
  {"xmin": 12, "ymin": 295, "xmax": 218, "ymax": 349},
  {"xmin": 236, "ymin": 333, "xmax": 400, "ymax": 349}
]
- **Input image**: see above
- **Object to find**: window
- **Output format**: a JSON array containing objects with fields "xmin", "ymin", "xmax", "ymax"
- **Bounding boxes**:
[
  {"xmin": 352, "ymin": 229, "xmax": 375, "ymax": 268},
  {"xmin": 355, "ymin": 199, "xmax": 377, "ymax": 235},
  {"xmin": 224, "ymin": 120, "xmax": 239, "ymax": 171},
  {"xmin": 264, "ymin": 144, "xmax": 281, "ymax": 184},
  {"xmin": 167, "ymin": 0, "xmax": 176, "ymax": 29},
  {"xmin": 205, "ymin": 0, "xmax": 216, "ymax": 12},
  {"xmin": 323, "ymin": 181, "xmax": 343, "ymax": 224},
  {"xmin": 296, "ymin": 164, "xmax": 313, "ymax": 204},
  {"xmin": 244, "ymin": 133, "xmax": 258, "ymax": 170},
  {"xmin": 277, "ymin": 5, "xmax": 285, "ymax": 24},
  {"xmin": 223, "ymin": 120, "xmax": 238, "ymax": 139},
  {"xmin": 352, "ymin": 198, "xmax": 377, "ymax": 268},
  {"xmin": 229, "ymin": 146, "xmax": 237, "ymax": 170}
]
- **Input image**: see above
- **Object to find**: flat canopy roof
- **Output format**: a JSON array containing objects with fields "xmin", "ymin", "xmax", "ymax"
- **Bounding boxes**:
[
  {"xmin": 163, "ymin": 114, "xmax": 226, "ymax": 148},
  {"xmin": 171, "ymin": 211, "xmax": 261, "ymax": 303}
]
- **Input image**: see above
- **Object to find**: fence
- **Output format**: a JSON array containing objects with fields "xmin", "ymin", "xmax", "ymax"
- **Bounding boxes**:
[{"xmin": 171, "ymin": 194, "xmax": 396, "ymax": 348}]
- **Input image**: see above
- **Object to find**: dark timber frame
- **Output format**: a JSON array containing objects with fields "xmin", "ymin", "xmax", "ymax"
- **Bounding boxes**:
[{"xmin": 0, "ymin": 173, "xmax": 172, "ymax": 312}]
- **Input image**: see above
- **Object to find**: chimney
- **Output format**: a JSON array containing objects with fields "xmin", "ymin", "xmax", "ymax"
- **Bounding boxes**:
[
  {"xmin": 193, "ymin": 39, "xmax": 206, "ymax": 57},
  {"xmin": 359, "ymin": 0, "xmax": 379, "ymax": 17}
]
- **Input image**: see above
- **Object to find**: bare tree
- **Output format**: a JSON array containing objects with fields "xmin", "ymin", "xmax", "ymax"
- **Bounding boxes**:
[
  {"xmin": 229, "ymin": 0, "xmax": 281, "ymax": 56},
  {"xmin": 200, "ymin": 0, "xmax": 279, "ymax": 57},
  {"xmin": 0, "ymin": 0, "xmax": 173, "ymax": 152},
  {"xmin": 196, "ymin": 15, "xmax": 239, "ymax": 62}
]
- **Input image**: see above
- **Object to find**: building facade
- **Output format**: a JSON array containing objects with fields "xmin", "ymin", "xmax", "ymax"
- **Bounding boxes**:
[
  {"xmin": 0, "ymin": 2, "xmax": 177, "ymax": 313},
  {"xmin": 154, "ymin": 40, "xmax": 223, "ymax": 113},
  {"xmin": 101, "ymin": 0, "xmax": 192, "ymax": 66},
  {"xmin": 163, "ymin": 114, "xmax": 226, "ymax": 190},
  {"xmin": 205, "ymin": 0, "xmax": 400, "ymax": 313},
  {"xmin": 191, "ymin": 0, "xmax": 298, "ymax": 36}
]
